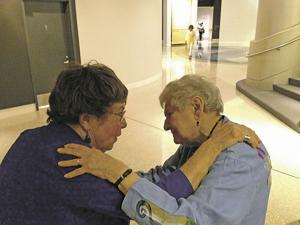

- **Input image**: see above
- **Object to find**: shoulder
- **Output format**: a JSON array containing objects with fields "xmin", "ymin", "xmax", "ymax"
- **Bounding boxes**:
[
  {"xmin": 208, "ymin": 142, "xmax": 269, "ymax": 171},
  {"xmin": 224, "ymin": 142, "xmax": 269, "ymax": 169},
  {"xmin": 204, "ymin": 142, "xmax": 270, "ymax": 183},
  {"xmin": 220, "ymin": 117, "xmax": 270, "ymax": 168},
  {"xmin": 209, "ymin": 143, "xmax": 256, "ymax": 177},
  {"xmin": 21, "ymin": 123, "xmax": 83, "ymax": 146},
  {"xmin": 6, "ymin": 123, "xmax": 85, "ymax": 161},
  {"xmin": 10, "ymin": 125, "xmax": 47, "ymax": 148},
  {"xmin": 18, "ymin": 123, "xmax": 58, "ymax": 141}
]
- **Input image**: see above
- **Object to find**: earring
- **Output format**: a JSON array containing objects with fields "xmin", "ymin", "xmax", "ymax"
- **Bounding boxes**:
[
  {"xmin": 84, "ymin": 132, "xmax": 91, "ymax": 143},
  {"xmin": 81, "ymin": 124, "xmax": 91, "ymax": 143}
]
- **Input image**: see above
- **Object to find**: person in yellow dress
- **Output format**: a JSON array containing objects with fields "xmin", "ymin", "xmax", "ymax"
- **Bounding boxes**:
[{"xmin": 185, "ymin": 25, "xmax": 196, "ymax": 60}]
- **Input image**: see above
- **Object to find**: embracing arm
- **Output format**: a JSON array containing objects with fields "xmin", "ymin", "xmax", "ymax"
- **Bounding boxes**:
[
  {"xmin": 180, "ymin": 122, "xmax": 260, "ymax": 190},
  {"xmin": 57, "ymin": 145, "xmax": 140, "ymax": 194},
  {"xmin": 143, "ymin": 122, "xmax": 261, "ymax": 194},
  {"xmin": 57, "ymin": 122, "xmax": 260, "ymax": 196},
  {"xmin": 121, "ymin": 144, "xmax": 268, "ymax": 225}
]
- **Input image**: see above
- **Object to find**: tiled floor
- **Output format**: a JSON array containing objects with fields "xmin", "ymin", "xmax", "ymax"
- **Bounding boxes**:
[
  {"xmin": 0, "ymin": 44, "xmax": 299, "ymax": 225},
  {"xmin": 179, "ymin": 41, "xmax": 249, "ymax": 64}
]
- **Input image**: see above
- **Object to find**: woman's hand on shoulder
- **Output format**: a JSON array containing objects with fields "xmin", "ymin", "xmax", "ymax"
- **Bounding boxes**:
[
  {"xmin": 210, "ymin": 122, "xmax": 261, "ymax": 150},
  {"xmin": 57, "ymin": 143, "xmax": 128, "ymax": 183}
]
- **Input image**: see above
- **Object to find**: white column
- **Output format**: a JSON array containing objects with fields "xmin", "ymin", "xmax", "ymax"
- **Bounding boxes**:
[
  {"xmin": 162, "ymin": 0, "xmax": 172, "ymax": 47},
  {"xmin": 246, "ymin": 0, "xmax": 300, "ymax": 90}
]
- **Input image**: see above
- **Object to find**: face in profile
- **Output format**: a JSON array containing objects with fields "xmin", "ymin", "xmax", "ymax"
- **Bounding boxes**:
[
  {"xmin": 163, "ymin": 101, "xmax": 200, "ymax": 145},
  {"xmin": 87, "ymin": 102, "xmax": 127, "ymax": 151}
]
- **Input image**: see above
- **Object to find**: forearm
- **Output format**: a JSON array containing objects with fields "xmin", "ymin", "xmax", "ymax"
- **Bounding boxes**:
[
  {"xmin": 122, "ymin": 158, "xmax": 258, "ymax": 225},
  {"xmin": 122, "ymin": 179, "xmax": 197, "ymax": 225},
  {"xmin": 99, "ymin": 159, "xmax": 141, "ymax": 195},
  {"xmin": 118, "ymin": 172, "xmax": 140, "ymax": 194},
  {"xmin": 179, "ymin": 120, "xmax": 260, "ymax": 190},
  {"xmin": 180, "ymin": 140, "xmax": 222, "ymax": 190}
]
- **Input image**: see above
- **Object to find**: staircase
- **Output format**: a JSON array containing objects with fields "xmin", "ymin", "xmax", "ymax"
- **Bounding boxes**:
[
  {"xmin": 236, "ymin": 76, "xmax": 300, "ymax": 133},
  {"xmin": 273, "ymin": 77, "xmax": 300, "ymax": 102}
]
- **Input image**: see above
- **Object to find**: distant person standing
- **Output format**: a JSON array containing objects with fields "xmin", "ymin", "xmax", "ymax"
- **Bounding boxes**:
[
  {"xmin": 185, "ymin": 25, "xmax": 196, "ymax": 60},
  {"xmin": 197, "ymin": 22, "xmax": 205, "ymax": 42}
]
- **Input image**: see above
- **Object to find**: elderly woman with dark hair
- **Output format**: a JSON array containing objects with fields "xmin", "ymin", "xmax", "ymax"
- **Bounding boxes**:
[
  {"xmin": 57, "ymin": 75, "xmax": 271, "ymax": 225},
  {"xmin": 0, "ymin": 63, "xmax": 130, "ymax": 224}
]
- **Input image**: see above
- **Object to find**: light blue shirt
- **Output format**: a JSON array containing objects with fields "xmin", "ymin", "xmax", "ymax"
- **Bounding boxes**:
[{"xmin": 122, "ymin": 132, "xmax": 271, "ymax": 225}]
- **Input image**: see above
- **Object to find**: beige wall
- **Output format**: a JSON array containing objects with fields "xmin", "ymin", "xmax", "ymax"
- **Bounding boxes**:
[
  {"xmin": 75, "ymin": 0, "xmax": 162, "ymax": 85},
  {"xmin": 219, "ymin": 0, "xmax": 259, "ymax": 46}
]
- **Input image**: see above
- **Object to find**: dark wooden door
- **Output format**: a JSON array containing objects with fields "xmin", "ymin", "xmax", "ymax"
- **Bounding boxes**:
[{"xmin": 24, "ymin": 0, "xmax": 75, "ymax": 107}]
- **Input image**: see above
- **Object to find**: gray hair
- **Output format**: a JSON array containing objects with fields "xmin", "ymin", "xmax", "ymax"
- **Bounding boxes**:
[{"xmin": 159, "ymin": 74, "xmax": 223, "ymax": 113}]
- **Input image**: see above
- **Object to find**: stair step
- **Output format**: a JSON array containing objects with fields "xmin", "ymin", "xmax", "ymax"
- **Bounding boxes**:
[
  {"xmin": 237, "ymin": 79, "xmax": 300, "ymax": 133},
  {"xmin": 273, "ymin": 84, "xmax": 300, "ymax": 101},
  {"xmin": 289, "ymin": 77, "xmax": 300, "ymax": 87}
]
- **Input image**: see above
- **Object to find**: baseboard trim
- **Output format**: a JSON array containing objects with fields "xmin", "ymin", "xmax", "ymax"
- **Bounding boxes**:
[
  {"xmin": 0, "ymin": 104, "xmax": 36, "ymax": 120},
  {"xmin": 126, "ymin": 73, "xmax": 162, "ymax": 89},
  {"xmin": 0, "ymin": 73, "xmax": 163, "ymax": 116}
]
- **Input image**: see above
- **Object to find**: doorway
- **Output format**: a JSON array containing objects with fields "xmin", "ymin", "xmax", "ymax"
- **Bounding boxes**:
[
  {"xmin": 23, "ymin": 0, "xmax": 80, "ymax": 109},
  {"xmin": 197, "ymin": 7, "xmax": 214, "ymax": 41}
]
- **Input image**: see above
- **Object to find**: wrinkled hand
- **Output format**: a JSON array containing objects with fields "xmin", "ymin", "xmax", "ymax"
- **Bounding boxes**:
[
  {"xmin": 210, "ymin": 122, "xmax": 261, "ymax": 150},
  {"xmin": 180, "ymin": 122, "xmax": 261, "ymax": 190},
  {"xmin": 57, "ymin": 144, "xmax": 128, "ymax": 183}
]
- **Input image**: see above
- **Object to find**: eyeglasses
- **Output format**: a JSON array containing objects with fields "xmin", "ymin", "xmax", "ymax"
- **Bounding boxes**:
[{"xmin": 109, "ymin": 110, "xmax": 126, "ymax": 122}]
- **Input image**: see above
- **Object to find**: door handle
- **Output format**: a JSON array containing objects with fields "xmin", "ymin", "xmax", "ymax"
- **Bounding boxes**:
[{"xmin": 64, "ymin": 56, "xmax": 70, "ymax": 64}]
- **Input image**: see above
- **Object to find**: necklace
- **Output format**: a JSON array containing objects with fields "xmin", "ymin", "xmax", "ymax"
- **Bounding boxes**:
[{"xmin": 207, "ymin": 115, "xmax": 224, "ymax": 139}]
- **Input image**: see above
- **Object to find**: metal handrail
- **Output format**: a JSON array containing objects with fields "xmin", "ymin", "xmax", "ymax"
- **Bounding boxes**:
[{"xmin": 247, "ymin": 36, "xmax": 300, "ymax": 57}]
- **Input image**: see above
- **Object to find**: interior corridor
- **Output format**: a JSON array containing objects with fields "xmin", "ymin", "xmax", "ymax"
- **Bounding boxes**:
[{"xmin": 0, "ymin": 44, "xmax": 299, "ymax": 225}]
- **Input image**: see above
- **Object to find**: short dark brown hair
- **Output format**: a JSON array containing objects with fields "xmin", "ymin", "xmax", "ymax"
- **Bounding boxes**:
[{"xmin": 47, "ymin": 63, "xmax": 128, "ymax": 124}]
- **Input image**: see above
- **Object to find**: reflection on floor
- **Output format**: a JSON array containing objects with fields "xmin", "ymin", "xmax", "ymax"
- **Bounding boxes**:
[
  {"xmin": 173, "ymin": 41, "xmax": 249, "ymax": 64},
  {"xmin": 0, "ymin": 44, "xmax": 300, "ymax": 225}
]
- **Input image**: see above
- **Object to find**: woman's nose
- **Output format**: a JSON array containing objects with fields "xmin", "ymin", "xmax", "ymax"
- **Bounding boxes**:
[
  {"xmin": 163, "ymin": 119, "xmax": 170, "ymax": 131},
  {"xmin": 121, "ymin": 118, "xmax": 127, "ymax": 128}
]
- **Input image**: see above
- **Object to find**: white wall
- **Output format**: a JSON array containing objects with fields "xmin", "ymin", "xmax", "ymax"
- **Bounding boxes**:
[
  {"xmin": 219, "ymin": 0, "xmax": 259, "ymax": 46},
  {"xmin": 75, "ymin": 0, "xmax": 162, "ymax": 86}
]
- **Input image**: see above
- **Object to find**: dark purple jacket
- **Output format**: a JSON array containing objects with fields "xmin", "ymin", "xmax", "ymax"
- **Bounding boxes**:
[{"xmin": 0, "ymin": 123, "xmax": 129, "ymax": 225}]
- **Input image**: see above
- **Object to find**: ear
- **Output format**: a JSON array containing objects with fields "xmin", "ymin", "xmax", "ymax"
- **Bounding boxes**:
[
  {"xmin": 191, "ymin": 96, "xmax": 204, "ymax": 117},
  {"xmin": 79, "ymin": 113, "xmax": 92, "ymax": 131}
]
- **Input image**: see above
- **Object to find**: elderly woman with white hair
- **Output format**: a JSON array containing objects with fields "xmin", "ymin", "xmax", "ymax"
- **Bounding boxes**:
[{"xmin": 58, "ymin": 75, "xmax": 271, "ymax": 225}]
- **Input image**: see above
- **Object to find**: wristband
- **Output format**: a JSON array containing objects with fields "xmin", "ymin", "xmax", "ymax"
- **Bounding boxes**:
[{"xmin": 114, "ymin": 168, "xmax": 133, "ymax": 187}]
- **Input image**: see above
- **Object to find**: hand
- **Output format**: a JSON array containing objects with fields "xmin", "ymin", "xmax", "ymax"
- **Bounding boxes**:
[
  {"xmin": 210, "ymin": 122, "xmax": 261, "ymax": 150},
  {"xmin": 57, "ymin": 144, "xmax": 128, "ymax": 183},
  {"xmin": 180, "ymin": 122, "xmax": 261, "ymax": 190}
]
